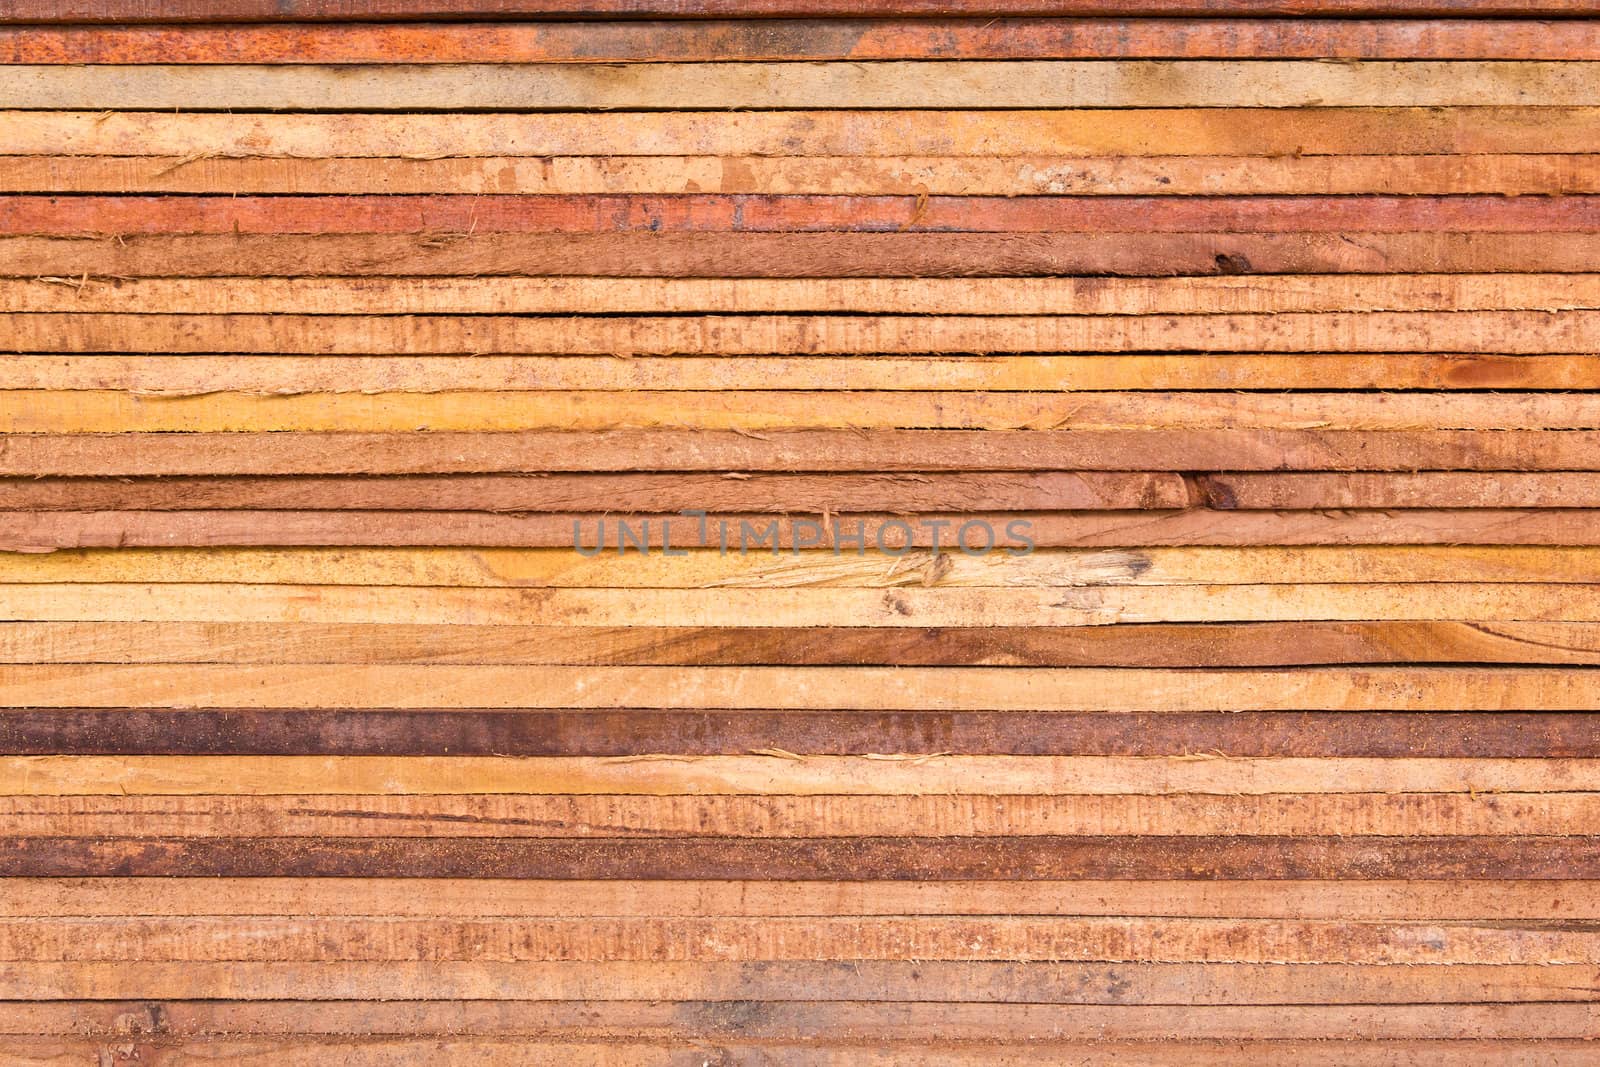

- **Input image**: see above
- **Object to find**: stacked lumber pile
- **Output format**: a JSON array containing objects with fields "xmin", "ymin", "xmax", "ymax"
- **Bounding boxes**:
[{"xmin": 1, "ymin": 2, "xmax": 1598, "ymax": 1061}]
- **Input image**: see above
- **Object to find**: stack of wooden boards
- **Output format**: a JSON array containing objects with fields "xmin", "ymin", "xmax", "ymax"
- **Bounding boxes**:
[{"xmin": 2, "ymin": 2, "xmax": 1599, "ymax": 1062}]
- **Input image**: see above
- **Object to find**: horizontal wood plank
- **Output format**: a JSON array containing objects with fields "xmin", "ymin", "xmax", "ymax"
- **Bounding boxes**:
[{"xmin": 7, "ymin": 62, "xmax": 1600, "ymax": 111}]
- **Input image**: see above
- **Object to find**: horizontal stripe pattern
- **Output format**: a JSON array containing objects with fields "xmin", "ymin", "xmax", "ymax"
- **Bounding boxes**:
[{"xmin": 6, "ymin": 3, "xmax": 1598, "ymax": 1061}]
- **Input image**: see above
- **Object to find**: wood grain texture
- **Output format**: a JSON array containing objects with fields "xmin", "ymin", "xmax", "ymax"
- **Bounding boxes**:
[
  {"xmin": 0, "ymin": 1002, "xmax": 1597, "ymax": 1044},
  {"xmin": 15, "ymin": 152, "xmax": 1600, "ymax": 197},
  {"xmin": 13, "ymin": 231, "xmax": 1600, "ymax": 277},
  {"xmin": 4, "ymin": 710, "xmax": 1597, "ymax": 755},
  {"xmin": 5, "ymin": 545, "xmax": 1594, "ymax": 586},
  {"xmin": 12, "ymin": 21, "xmax": 1600, "ymax": 63},
  {"xmin": 7, "ymin": 430, "xmax": 1600, "ymax": 474},
  {"xmin": 12, "ymin": 1038, "xmax": 1600, "ymax": 1066},
  {"xmin": 7, "ymin": 62, "xmax": 1600, "ymax": 110},
  {"xmin": 15, "ymin": 509, "xmax": 1600, "ymax": 550},
  {"xmin": 18, "ymin": 274, "xmax": 1600, "ymax": 314},
  {"xmin": 2, "ymin": 664, "xmax": 1595, "ymax": 710},
  {"xmin": 10, "ymin": 878, "xmax": 1599, "ymax": 920},
  {"xmin": 10, "ymin": 109, "xmax": 1593, "ymax": 157},
  {"xmin": 6, "ymin": 961, "xmax": 1599, "ymax": 1003},
  {"xmin": 9, "ymin": 581, "xmax": 1600, "ymax": 626},
  {"xmin": 12, "ymin": 314, "xmax": 1600, "ymax": 356},
  {"xmin": 9, "ymin": 353, "xmax": 1594, "ymax": 391},
  {"xmin": 6, "ymin": 0, "xmax": 1600, "ymax": 18},
  {"xmin": 4, "ymin": 835, "xmax": 1597, "ymax": 879},
  {"xmin": 12, "ymin": 194, "xmax": 1600, "ymax": 234},
  {"xmin": 9, "ymin": 621, "xmax": 1600, "ymax": 666},
  {"xmin": 5, "ymin": 4, "xmax": 1597, "ymax": 1053}
]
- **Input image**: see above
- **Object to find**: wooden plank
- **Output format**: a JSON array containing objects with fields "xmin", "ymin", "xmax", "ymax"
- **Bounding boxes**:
[
  {"xmin": 10, "ymin": 878, "xmax": 1599, "ymax": 921},
  {"xmin": 0, "ymin": 473, "xmax": 1194, "ymax": 513},
  {"xmin": 9, "ymin": 313, "xmax": 1600, "ymax": 356},
  {"xmin": 3, "ymin": 915, "xmax": 1600, "ymax": 965},
  {"xmin": 7, "ymin": 62, "xmax": 1600, "ymax": 111},
  {"xmin": 16, "ymin": 510, "xmax": 1600, "ymax": 551},
  {"xmin": 0, "ymin": 664, "xmax": 1596, "ymax": 711},
  {"xmin": 20, "ymin": 275, "xmax": 1600, "ymax": 315},
  {"xmin": 8, "ymin": 961, "xmax": 1600, "ymax": 1006},
  {"xmin": 3, "ymin": 710, "xmax": 1594, "ymax": 757},
  {"xmin": 10, "ymin": 389, "xmax": 1600, "ymax": 432},
  {"xmin": 1199, "ymin": 472, "xmax": 1600, "ymax": 509},
  {"xmin": 16, "ymin": 354, "xmax": 1597, "ymax": 392},
  {"xmin": 9, "ymin": 582, "xmax": 1600, "ymax": 627},
  {"xmin": 12, "ymin": 232, "xmax": 1600, "ymax": 277},
  {"xmin": 9, "ymin": 1037, "xmax": 1600, "ymax": 1067},
  {"xmin": 13, "ymin": 430, "xmax": 1596, "ymax": 475},
  {"xmin": 11, "ymin": 1002, "xmax": 1599, "ymax": 1048},
  {"xmin": 12, "ymin": 21, "xmax": 1600, "ymax": 64},
  {"xmin": 5, "ymin": 0, "xmax": 1599, "ymax": 19},
  {"xmin": 11, "ymin": 194, "xmax": 1600, "ymax": 235},
  {"xmin": 7, "ymin": 109, "xmax": 1592, "ymax": 158},
  {"xmin": 6, "ymin": 546, "xmax": 1595, "ymax": 588},
  {"xmin": 0, "ymin": 1004, "xmax": 1597, "ymax": 1046},
  {"xmin": 15, "ymin": 152, "xmax": 1600, "ymax": 197},
  {"xmin": 7, "ymin": 621, "xmax": 1600, "ymax": 667},
  {"xmin": 19, "ymin": 754, "xmax": 1591, "ymax": 796},
  {"xmin": 3, "ymin": 835, "xmax": 1597, "ymax": 879},
  {"xmin": 3, "ymin": 790, "xmax": 1596, "ymax": 835}
]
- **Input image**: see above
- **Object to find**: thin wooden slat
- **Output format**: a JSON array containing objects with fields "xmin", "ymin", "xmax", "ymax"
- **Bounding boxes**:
[
  {"xmin": 11, "ymin": 195, "xmax": 1600, "ymax": 235},
  {"xmin": 20, "ymin": 275, "xmax": 1600, "ymax": 315},
  {"xmin": 1198, "ymin": 472, "xmax": 1600, "ymax": 509},
  {"xmin": 11, "ymin": 878, "xmax": 1598, "ymax": 921},
  {"xmin": 0, "ymin": 664, "xmax": 1595, "ymax": 710},
  {"xmin": 3, "ymin": 835, "xmax": 1597, "ymax": 879},
  {"xmin": 3, "ymin": 915, "xmax": 1599, "ymax": 964},
  {"xmin": 9, "ymin": 109, "xmax": 1591, "ymax": 158},
  {"xmin": 8, "ymin": 962, "xmax": 1600, "ymax": 1007},
  {"xmin": 12, "ymin": 232, "xmax": 1600, "ymax": 277},
  {"xmin": 7, "ymin": 430, "xmax": 1600, "ymax": 474},
  {"xmin": 5, "ymin": 790, "xmax": 1593, "ymax": 835},
  {"xmin": 11, "ymin": 314, "xmax": 1600, "ymax": 356},
  {"xmin": 0, "ymin": 473, "xmax": 1194, "ymax": 513},
  {"xmin": 9, "ymin": 582, "xmax": 1600, "ymax": 627},
  {"xmin": 3, "ymin": 711, "xmax": 1596, "ymax": 757},
  {"xmin": 16, "ymin": 510, "xmax": 1600, "ymax": 551},
  {"xmin": 10, "ymin": 1038, "xmax": 1600, "ymax": 1067},
  {"xmin": 7, "ymin": 390, "xmax": 1600, "ymax": 433},
  {"xmin": 16, "ymin": 354, "xmax": 1595, "ymax": 393},
  {"xmin": 15, "ymin": 152, "xmax": 1600, "ymax": 196},
  {"xmin": 12, "ymin": 21, "xmax": 1600, "ymax": 64},
  {"xmin": 6, "ymin": 545, "xmax": 1594, "ymax": 588},
  {"xmin": 7, "ymin": 62, "xmax": 1600, "ymax": 111},
  {"xmin": 8, "ymin": 620, "xmax": 1598, "ymax": 667},
  {"xmin": 6, "ymin": 0, "xmax": 1599, "ymax": 19},
  {"xmin": 21, "ymin": 754, "xmax": 1590, "ymax": 796},
  {"xmin": 12, "ymin": 1043, "xmax": 1600, "ymax": 1067},
  {"xmin": 1, "ymin": 1002, "xmax": 1597, "ymax": 1044}
]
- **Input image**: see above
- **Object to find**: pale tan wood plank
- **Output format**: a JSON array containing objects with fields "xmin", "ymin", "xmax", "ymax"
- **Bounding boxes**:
[
  {"xmin": 6, "ymin": 62, "xmax": 1600, "ymax": 110},
  {"xmin": 0, "ymin": 754, "xmax": 1592, "ymax": 795}
]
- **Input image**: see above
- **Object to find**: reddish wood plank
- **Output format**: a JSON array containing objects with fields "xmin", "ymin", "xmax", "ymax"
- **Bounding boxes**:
[
  {"xmin": 1, "ymin": 0, "xmax": 1595, "ymax": 21},
  {"xmin": 1, "ymin": 710, "xmax": 1593, "ymax": 757},
  {"xmin": 3, "ymin": 836, "xmax": 1597, "ymax": 880},
  {"xmin": 7, "ymin": 195, "xmax": 1600, "ymax": 236},
  {"xmin": 7, "ymin": 20, "xmax": 1600, "ymax": 63}
]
